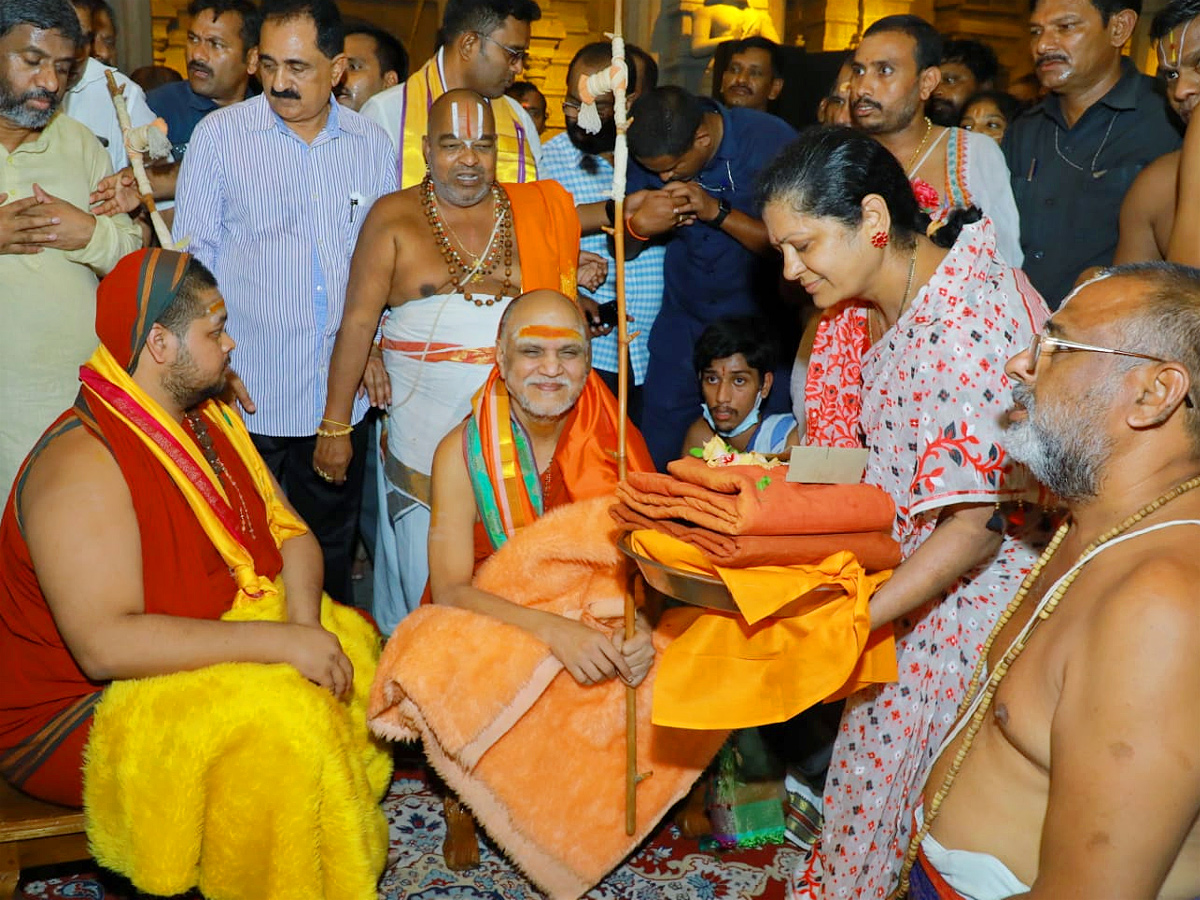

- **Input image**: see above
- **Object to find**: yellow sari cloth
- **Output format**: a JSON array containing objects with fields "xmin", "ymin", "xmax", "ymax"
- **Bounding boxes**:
[{"xmin": 80, "ymin": 345, "xmax": 392, "ymax": 900}]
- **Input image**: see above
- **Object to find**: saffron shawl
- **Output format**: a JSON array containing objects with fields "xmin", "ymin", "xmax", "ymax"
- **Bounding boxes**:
[{"xmin": 466, "ymin": 366, "xmax": 653, "ymax": 548}]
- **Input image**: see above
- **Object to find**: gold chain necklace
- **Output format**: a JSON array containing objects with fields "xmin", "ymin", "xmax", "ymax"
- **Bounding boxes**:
[
  {"xmin": 905, "ymin": 116, "xmax": 934, "ymax": 176},
  {"xmin": 895, "ymin": 472, "xmax": 1200, "ymax": 897},
  {"xmin": 420, "ymin": 176, "xmax": 515, "ymax": 306},
  {"xmin": 868, "ymin": 242, "xmax": 921, "ymax": 343}
]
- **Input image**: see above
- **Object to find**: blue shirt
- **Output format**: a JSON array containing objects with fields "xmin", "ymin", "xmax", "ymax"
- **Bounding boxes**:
[
  {"xmin": 538, "ymin": 133, "xmax": 664, "ymax": 383},
  {"xmin": 146, "ymin": 80, "xmax": 262, "ymax": 161},
  {"xmin": 627, "ymin": 101, "xmax": 795, "ymax": 323},
  {"xmin": 174, "ymin": 94, "xmax": 398, "ymax": 437}
]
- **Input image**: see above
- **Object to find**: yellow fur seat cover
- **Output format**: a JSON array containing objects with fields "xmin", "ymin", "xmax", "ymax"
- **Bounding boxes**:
[{"xmin": 83, "ymin": 589, "xmax": 392, "ymax": 900}]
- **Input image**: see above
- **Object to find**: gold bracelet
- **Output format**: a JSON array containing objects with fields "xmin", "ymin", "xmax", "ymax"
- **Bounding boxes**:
[
  {"xmin": 321, "ymin": 416, "xmax": 352, "ymax": 429},
  {"xmin": 316, "ymin": 425, "xmax": 353, "ymax": 438}
]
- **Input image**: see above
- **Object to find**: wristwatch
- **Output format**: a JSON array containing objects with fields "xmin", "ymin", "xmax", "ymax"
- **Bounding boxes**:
[{"xmin": 707, "ymin": 198, "xmax": 731, "ymax": 229}]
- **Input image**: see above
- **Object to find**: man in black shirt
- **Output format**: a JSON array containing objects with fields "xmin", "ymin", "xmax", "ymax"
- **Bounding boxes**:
[{"xmin": 1004, "ymin": 0, "xmax": 1180, "ymax": 308}]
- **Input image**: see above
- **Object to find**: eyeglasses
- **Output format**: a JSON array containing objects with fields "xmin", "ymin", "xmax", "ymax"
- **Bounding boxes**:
[
  {"xmin": 1027, "ymin": 333, "xmax": 1194, "ymax": 407},
  {"xmin": 562, "ymin": 98, "xmax": 615, "ymax": 117},
  {"xmin": 476, "ymin": 32, "xmax": 529, "ymax": 68}
]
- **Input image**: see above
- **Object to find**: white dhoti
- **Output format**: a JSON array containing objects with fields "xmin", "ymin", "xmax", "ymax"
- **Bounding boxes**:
[{"xmin": 372, "ymin": 293, "xmax": 510, "ymax": 633}]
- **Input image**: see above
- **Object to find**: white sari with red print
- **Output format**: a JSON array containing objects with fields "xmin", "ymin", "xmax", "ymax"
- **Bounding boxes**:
[{"xmin": 793, "ymin": 218, "xmax": 1049, "ymax": 898}]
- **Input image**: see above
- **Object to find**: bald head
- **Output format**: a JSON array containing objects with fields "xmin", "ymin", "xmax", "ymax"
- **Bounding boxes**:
[
  {"xmin": 498, "ymin": 289, "xmax": 589, "ymax": 344},
  {"xmin": 497, "ymin": 291, "xmax": 591, "ymax": 422},
  {"xmin": 428, "ymin": 88, "xmax": 496, "ymax": 143},
  {"xmin": 424, "ymin": 88, "xmax": 498, "ymax": 206}
]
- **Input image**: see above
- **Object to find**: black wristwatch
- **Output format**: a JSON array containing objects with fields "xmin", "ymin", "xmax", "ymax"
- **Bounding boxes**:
[{"xmin": 706, "ymin": 197, "xmax": 731, "ymax": 229}]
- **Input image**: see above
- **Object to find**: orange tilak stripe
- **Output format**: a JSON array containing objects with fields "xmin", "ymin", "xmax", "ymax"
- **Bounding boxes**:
[{"xmin": 516, "ymin": 325, "xmax": 583, "ymax": 340}]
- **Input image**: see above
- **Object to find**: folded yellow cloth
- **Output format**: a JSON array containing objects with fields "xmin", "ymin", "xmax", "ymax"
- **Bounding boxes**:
[{"xmin": 631, "ymin": 530, "xmax": 899, "ymax": 730}]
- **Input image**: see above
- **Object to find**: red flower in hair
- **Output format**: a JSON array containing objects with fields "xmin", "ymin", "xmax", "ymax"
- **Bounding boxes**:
[{"xmin": 910, "ymin": 178, "xmax": 940, "ymax": 212}]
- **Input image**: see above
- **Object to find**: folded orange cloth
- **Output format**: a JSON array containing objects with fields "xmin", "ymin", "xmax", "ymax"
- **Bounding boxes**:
[
  {"xmin": 617, "ymin": 456, "xmax": 895, "ymax": 536},
  {"xmin": 368, "ymin": 498, "xmax": 726, "ymax": 900},
  {"xmin": 629, "ymin": 530, "xmax": 898, "ymax": 730},
  {"xmin": 609, "ymin": 503, "xmax": 901, "ymax": 571}
]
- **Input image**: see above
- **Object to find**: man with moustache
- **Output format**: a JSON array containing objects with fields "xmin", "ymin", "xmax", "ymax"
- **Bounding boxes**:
[
  {"xmin": 1113, "ymin": 0, "xmax": 1198, "ymax": 265},
  {"xmin": 926, "ymin": 38, "xmax": 1000, "ymax": 127},
  {"xmin": 849, "ymin": 15, "xmax": 1023, "ymax": 266},
  {"xmin": 91, "ymin": 0, "xmax": 262, "ymax": 218},
  {"xmin": 0, "ymin": 0, "xmax": 142, "ymax": 496},
  {"xmin": 174, "ymin": 0, "xmax": 396, "ymax": 604},
  {"xmin": 147, "ymin": 0, "xmax": 260, "ymax": 160},
  {"xmin": 1003, "ymin": 0, "xmax": 1179, "ymax": 308},
  {"xmin": 427, "ymin": 289, "xmax": 654, "ymax": 665},
  {"xmin": 362, "ymin": 0, "xmax": 543, "ymax": 189},
  {"xmin": 335, "ymin": 21, "xmax": 406, "ymax": 112},
  {"xmin": 719, "ymin": 36, "xmax": 784, "ymax": 114},
  {"xmin": 315, "ymin": 89, "xmax": 581, "ymax": 632},
  {"xmin": 905, "ymin": 263, "xmax": 1200, "ymax": 900},
  {"xmin": 539, "ymin": 41, "xmax": 663, "ymax": 425}
]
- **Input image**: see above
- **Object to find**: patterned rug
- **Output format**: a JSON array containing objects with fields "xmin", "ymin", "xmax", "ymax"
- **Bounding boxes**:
[{"xmin": 17, "ymin": 762, "xmax": 797, "ymax": 899}]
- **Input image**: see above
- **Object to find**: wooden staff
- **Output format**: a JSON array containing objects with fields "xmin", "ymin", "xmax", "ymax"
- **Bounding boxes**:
[
  {"xmin": 609, "ymin": 1, "xmax": 639, "ymax": 838},
  {"xmin": 578, "ymin": 0, "xmax": 640, "ymax": 837},
  {"xmin": 104, "ymin": 70, "xmax": 174, "ymax": 248}
]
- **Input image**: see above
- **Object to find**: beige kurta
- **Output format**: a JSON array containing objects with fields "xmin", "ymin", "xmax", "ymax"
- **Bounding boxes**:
[{"xmin": 0, "ymin": 112, "xmax": 142, "ymax": 495}]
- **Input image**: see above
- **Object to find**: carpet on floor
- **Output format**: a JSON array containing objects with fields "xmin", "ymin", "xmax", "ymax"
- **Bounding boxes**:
[{"xmin": 17, "ymin": 763, "xmax": 797, "ymax": 899}]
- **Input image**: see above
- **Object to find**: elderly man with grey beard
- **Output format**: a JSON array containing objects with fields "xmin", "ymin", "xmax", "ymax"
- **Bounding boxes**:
[
  {"xmin": 0, "ymin": 0, "xmax": 142, "ymax": 496},
  {"xmin": 904, "ymin": 261, "xmax": 1200, "ymax": 900}
]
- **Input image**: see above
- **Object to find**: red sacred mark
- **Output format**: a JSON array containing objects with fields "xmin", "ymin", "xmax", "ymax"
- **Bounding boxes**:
[
  {"xmin": 870, "ymin": 231, "xmax": 889, "ymax": 249},
  {"xmin": 517, "ymin": 325, "xmax": 584, "ymax": 340}
]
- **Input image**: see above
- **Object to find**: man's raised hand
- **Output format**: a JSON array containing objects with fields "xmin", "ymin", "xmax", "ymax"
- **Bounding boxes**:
[{"xmin": 90, "ymin": 168, "xmax": 143, "ymax": 216}]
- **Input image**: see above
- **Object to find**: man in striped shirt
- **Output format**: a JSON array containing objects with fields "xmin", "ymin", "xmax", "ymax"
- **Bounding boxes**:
[{"xmin": 173, "ymin": 0, "xmax": 397, "ymax": 603}]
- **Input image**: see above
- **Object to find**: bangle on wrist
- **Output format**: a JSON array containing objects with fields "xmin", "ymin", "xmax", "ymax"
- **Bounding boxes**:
[
  {"xmin": 625, "ymin": 216, "xmax": 650, "ymax": 242},
  {"xmin": 317, "ymin": 418, "xmax": 353, "ymax": 438},
  {"xmin": 604, "ymin": 198, "xmax": 616, "ymax": 226}
]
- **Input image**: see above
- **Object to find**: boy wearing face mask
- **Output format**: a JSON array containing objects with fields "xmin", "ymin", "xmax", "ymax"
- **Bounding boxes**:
[{"xmin": 681, "ymin": 316, "xmax": 798, "ymax": 457}]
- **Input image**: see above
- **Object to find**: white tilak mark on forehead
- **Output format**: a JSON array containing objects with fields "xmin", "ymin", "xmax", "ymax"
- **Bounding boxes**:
[
  {"xmin": 451, "ymin": 100, "xmax": 460, "ymax": 139},
  {"xmin": 1179, "ymin": 19, "xmax": 1194, "ymax": 64}
]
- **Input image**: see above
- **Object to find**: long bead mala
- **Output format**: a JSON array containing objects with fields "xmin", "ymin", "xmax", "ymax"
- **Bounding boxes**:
[{"xmin": 421, "ymin": 176, "xmax": 515, "ymax": 306}]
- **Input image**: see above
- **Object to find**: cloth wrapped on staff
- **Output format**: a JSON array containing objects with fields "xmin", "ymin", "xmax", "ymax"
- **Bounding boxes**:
[
  {"xmin": 616, "ymin": 456, "xmax": 896, "ymax": 536},
  {"xmin": 368, "ymin": 497, "xmax": 725, "ymax": 900},
  {"xmin": 609, "ymin": 502, "xmax": 901, "ymax": 571},
  {"xmin": 629, "ymin": 530, "xmax": 898, "ymax": 730}
]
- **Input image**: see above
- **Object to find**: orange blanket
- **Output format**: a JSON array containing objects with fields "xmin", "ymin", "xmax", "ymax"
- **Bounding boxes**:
[
  {"xmin": 609, "ymin": 503, "xmax": 901, "ymax": 571},
  {"xmin": 630, "ymin": 530, "xmax": 899, "ymax": 730},
  {"xmin": 617, "ymin": 457, "xmax": 896, "ymax": 536},
  {"xmin": 368, "ymin": 498, "xmax": 726, "ymax": 900}
]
